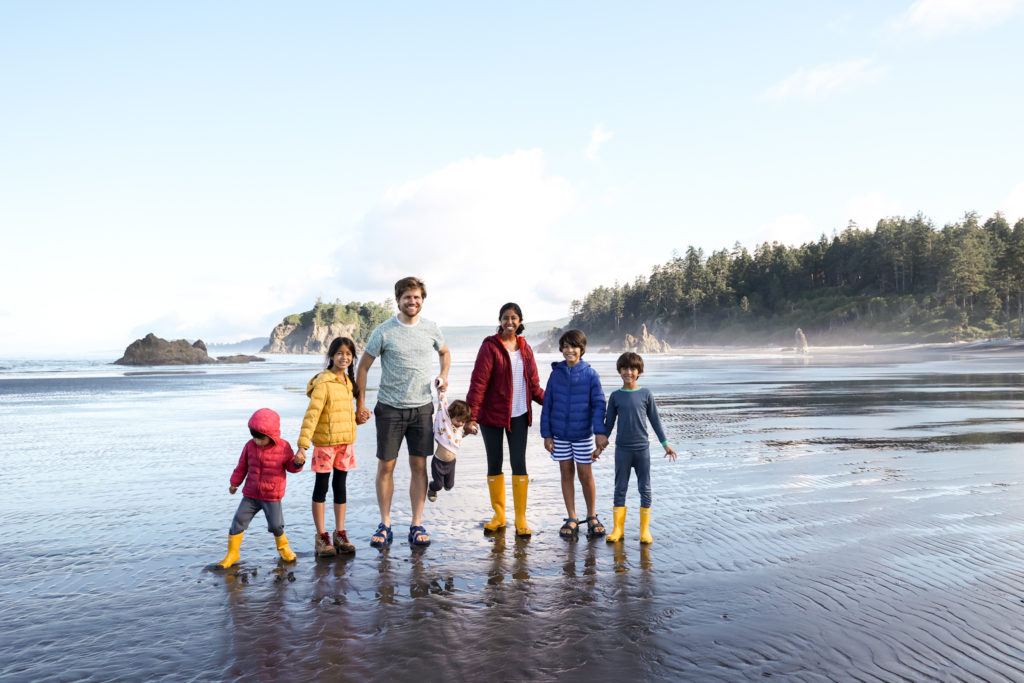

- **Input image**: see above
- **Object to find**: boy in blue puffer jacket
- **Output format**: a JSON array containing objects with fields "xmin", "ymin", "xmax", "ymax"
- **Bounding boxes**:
[{"xmin": 541, "ymin": 329, "xmax": 609, "ymax": 540}]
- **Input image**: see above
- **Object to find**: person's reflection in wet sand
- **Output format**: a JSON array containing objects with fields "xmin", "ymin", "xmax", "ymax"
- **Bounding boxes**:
[
  {"xmin": 511, "ymin": 533, "xmax": 531, "ymax": 581},
  {"xmin": 409, "ymin": 545, "xmax": 431, "ymax": 599},
  {"xmin": 219, "ymin": 560, "xmax": 299, "ymax": 678},
  {"xmin": 374, "ymin": 549, "xmax": 396, "ymax": 605},
  {"xmin": 487, "ymin": 531, "xmax": 508, "ymax": 585},
  {"xmin": 311, "ymin": 552, "xmax": 356, "ymax": 604}
]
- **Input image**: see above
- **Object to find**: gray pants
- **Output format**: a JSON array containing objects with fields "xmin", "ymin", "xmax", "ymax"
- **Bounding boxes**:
[{"xmin": 228, "ymin": 497, "xmax": 285, "ymax": 536}]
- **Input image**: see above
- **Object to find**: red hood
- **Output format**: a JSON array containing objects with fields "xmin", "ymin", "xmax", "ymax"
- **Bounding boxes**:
[{"xmin": 248, "ymin": 408, "xmax": 282, "ymax": 444}]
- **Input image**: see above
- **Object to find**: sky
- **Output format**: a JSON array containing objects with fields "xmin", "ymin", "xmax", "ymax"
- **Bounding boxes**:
[{"xmin": 2, "ymin": 1, "xmax": 1023, "ymax": 355}]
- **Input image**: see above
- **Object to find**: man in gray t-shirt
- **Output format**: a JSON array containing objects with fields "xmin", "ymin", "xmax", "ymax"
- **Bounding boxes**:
[{"xmin": 356, "ymin": 276, "xmax": 451, "ymax": 547}]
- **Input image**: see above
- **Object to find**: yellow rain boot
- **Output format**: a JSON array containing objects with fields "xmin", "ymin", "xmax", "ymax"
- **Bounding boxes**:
[
  {"xmin": 639, "ymin": 507, "xmax": 653, "ymax": 545},
  {"xmin": 512, "ymin": 475, "xmax": 531, "ymax": 537},
  {"xmin": 484, "ymin": 473, "xmax": 506, "ymax": 531},
  {"xmin": 606, "ymin": 507, "xmax": 627, "ymax": 543},
  {"xmin": 275, "ymin": 533, "xmax": 296, "ymax": 562},
  {"xmin": 217, "ymin": 532, "xmax": 243, "ymax": 569}
]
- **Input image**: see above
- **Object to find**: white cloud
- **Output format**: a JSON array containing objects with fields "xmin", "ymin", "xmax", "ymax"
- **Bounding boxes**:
[
  {"xmin": 843, "ymin": 192, "xmax": 905, "ymax": 230},
  {"xmin": 752, "ymin": 214, "xmax": 823, "ymax": 247},
  {"xmin": 891, "ymin": 0, "xmax": 1022, "ymax": 35},
  {"xmin": 585, "ymin": 124, "xmax": 614, "ymax": 162},
  {"xmin": 999, "ymin": 181, "xmax": 1024, "ymax": 224},
  {"xmin": 335, "ymin": 150, "xmax": 635, "ymax": 328},
  {"xmin": 764, "ymin": 58, "xmax": 887, "ymax": 102}
]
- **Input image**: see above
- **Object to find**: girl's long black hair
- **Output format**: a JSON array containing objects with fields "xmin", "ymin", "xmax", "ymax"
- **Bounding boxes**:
[
  {"xmin": 326, "ymin": 336, "xmax": 360, "ymax": 399},
  {"xmin": 497, "ymin": 302, "xmax": 526, "ymax": 335}
]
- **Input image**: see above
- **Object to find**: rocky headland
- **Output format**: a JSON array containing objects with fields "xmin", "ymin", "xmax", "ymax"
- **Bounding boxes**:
[
  {"xmin": 536, "ymin": 322, "xmax": 671, "ymax": 354},
  {"xmin": 261, "ymin": 321, "xmax": 359, "ymax": 354},
  {"xmin": 260, "ymin": 300, "xmax": 393, "ymax": 354},
  {"xmin": 114, "ymin": 334, "xmax": 265, "ymax": 366}
]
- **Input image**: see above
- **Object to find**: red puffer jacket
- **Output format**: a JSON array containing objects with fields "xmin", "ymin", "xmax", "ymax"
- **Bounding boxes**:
[
  {"xmin": 230, "ymin": 408, "xmax": 302, "ymax": 502},
  {"xmin": 467, "ymin": 334, "xmax": 545, "ymax": 428}
]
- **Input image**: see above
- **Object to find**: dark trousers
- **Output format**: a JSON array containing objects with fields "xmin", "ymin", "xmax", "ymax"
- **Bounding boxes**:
[
  {"xmin": 613, "ymin": 446, "xmax": 652, "ymax": 508},
  {"xmin": 480, "ymin": 414, "xmax": 529, "ymax": 476},
  {"xmin": 429, "ymin": 456, "xmax": 456, "ymax": 492},
  {"xmin": 228, "ymin": 497, "xmax": 285, "ymax": 536}
]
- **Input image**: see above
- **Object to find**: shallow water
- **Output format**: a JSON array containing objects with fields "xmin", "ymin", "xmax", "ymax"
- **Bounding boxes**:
[{"xmin": 3, "ymin": 347, "xmax": 1024, "ymax": 680}]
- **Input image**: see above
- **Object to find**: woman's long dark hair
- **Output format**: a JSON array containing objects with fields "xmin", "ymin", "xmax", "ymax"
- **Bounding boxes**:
[
  {"xmin": 326, "ymin": 336, "xmax": 360, "ymax": 399},
  {"xmin": 497, "ymin": 302, "xmax": 526, "ymax": 335}
]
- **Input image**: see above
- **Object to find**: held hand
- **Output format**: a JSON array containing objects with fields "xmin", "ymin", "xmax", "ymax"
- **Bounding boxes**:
[
  {"xmin": 595, "ymin": 434, "xmax": 609, "ymax": 451},
  {"xmin": 435, "ymin": 375, "xmax": 449, "ymax": 393},
  {"xmin": 544, "ymin": 437, "xmax": 555, "ymax": 454},
  {"xmin": 664, "ymin": 445, "xmax": 678, "ymax": 462},
  {"xmin": 465, "ymin": 420, "xmax": 479, "ymax": 435},
  {"xmin": 591, "ymin": 447, "xmax": 602, "ymax": 461},
  {"xmin": 357, "ymin": 407, "xmax": 372, "ymax": 423},
  {"xmin": 294, "ymin": 451, "xmax": 306, "ymax": 467},
  {"xmin": 229, "ymin": 486, "xmax": 237, "ymax": 494}
]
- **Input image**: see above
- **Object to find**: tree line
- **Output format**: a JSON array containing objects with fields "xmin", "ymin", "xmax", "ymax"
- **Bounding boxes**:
[{"xmin": 568, "ymin": 212, "xmax": 1024, "ymax": 345}]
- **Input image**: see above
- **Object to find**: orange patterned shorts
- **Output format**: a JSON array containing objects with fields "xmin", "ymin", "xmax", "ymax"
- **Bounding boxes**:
[{"xmin": 311, "ymin": 444, "xmax": 356, "ymax": 473}]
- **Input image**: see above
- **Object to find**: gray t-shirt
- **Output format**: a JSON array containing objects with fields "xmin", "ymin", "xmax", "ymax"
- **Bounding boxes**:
[
  {"xmin": 364, "ymin": 316, "xmax": 445, "ymax": 409},
  {"xmin": 604, "ymin": 387, "xmax": 668, "ymax": 449}
]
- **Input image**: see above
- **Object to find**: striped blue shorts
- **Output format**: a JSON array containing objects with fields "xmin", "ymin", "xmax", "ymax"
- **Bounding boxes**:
[{"xmin": 550, "ymin": 436, "xmax": 595, "ymax": 464}]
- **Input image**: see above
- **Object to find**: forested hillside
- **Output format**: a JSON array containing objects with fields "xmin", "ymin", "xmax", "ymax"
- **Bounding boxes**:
[{"xmin": 568, "ymin": 212, "xmax": 1024, "ymax": 346}]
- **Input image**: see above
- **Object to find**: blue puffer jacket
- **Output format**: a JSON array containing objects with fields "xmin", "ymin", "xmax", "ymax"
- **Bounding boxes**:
[{"xmin": 540, "ymin": 359, "xmax": 606, "ymax": 440}]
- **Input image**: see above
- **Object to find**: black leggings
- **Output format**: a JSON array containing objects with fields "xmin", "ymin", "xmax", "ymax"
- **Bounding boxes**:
[
  {"xmin": 480, "ymin": 414, "xmax": 529, "ymax": 477},
  {"xmin": 312, "ymin": 469, "xmax": 348, "ymax": 504}
]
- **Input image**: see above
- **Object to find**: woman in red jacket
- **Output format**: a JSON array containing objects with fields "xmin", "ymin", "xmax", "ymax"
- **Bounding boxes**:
[{"xmin": 466, "ymin": 303, "xmax": 545, "ymax": 537}]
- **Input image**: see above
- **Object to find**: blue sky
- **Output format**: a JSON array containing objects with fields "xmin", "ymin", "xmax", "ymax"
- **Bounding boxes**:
[{"xmin": 3, "ymin": 1, "xmax": 1023, "ymax": 355}]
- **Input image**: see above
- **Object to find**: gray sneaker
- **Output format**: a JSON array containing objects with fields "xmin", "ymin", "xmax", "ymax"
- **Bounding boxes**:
[{"xmin": 315, "ymin": 532, "xmax": 336, "ymax": 557}]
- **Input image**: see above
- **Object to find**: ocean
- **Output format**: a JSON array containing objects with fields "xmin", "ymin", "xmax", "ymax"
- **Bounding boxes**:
[{"xmin": 2, "ymin": 344, "xmax": 1024, "ymax": 680}]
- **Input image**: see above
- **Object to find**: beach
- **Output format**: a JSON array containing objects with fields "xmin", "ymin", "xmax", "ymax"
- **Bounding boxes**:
[{"xmin": 2, "ymin": 343, "xmax": 1024, "ymax": 681}]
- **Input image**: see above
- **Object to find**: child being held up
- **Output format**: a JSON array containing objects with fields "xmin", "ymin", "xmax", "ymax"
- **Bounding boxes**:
[
  {"xmin": 216, "ymin": 408, "xmax": 304, "ymax": 568},
  {"xmin": 428, "ymin": 384, "xmax": 472, "ymax": 502},
  {"xmin": 598, "ymin": 352, "xmax": 677, "ymax": 544}
]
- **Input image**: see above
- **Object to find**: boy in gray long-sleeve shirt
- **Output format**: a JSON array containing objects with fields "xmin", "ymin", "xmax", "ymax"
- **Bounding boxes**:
[{"xmin": 599, "ymin": 352, "xmax": 677, "ymax": 544}]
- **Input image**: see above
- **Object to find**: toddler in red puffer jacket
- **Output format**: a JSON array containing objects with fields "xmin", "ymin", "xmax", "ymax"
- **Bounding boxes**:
[{"xmin": 215, "ymin": 408, "xmax": 304, "ymax": 569}]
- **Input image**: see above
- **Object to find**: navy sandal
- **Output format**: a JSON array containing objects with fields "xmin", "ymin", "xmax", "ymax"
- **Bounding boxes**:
[
  {"xmin": 408, "ymin": 525, "xmax": 431, "ymax": 546},
  {"xmin": 370, "ymin": 523, "xmax": 392, "ymax": 548},
  {"xmin": 585, "ymin": 515, "xmax": 606, "ymax": 539},
  {"xmin": 559, "ymin": 517, "xmax": 579, "ymax": 540}
]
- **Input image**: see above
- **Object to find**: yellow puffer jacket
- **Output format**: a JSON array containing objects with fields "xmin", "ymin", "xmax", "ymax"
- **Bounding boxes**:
[{"xmin": 297, "ymin": 370, "xmax": 356, "ymax": 450}]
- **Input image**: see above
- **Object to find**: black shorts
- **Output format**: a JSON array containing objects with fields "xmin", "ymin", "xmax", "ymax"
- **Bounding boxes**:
[{"xmin": 374, "ymin": 402, "xmax": 434, "ymax": 460}]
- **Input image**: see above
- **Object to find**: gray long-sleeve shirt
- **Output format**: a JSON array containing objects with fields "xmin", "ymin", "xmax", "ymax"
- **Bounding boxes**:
[{"xmin": 604, "ymin": 387, "xmax": 668, "ymax": 449}]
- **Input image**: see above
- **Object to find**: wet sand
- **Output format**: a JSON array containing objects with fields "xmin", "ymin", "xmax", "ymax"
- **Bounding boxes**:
[{"xmin": 2, "ymin": 344, "xmax": 1024, "ymax": 680}]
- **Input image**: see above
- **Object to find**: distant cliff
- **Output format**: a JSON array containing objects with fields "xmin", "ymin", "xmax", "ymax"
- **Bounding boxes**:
[
  {"xmin": 261, "ymin": 300, "xmax": 392, "ymax": 354},
  {"xmin": 115, "ymin": 333, "xmax": 265, "ymax": 365}
]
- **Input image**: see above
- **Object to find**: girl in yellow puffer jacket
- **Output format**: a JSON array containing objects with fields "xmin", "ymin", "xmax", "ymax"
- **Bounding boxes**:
[{"xmin": 296, "ymin": 337, "xmax": 362, "ymax": 557}]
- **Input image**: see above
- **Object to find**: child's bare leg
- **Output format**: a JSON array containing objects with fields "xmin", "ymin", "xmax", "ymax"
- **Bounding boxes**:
[
  {"xmin": 559, "ymin": 460, "xmax": 577, "ymax": 519},
  {"xmin": 312, "ymin": 501, "xmax": 326, "ymax": 535},
  {"xmin": 577, "ymin": 463, "xmax": 597, "ymax": 518},
  {"xmin": 334, "ymin": 503, "xmax": 346, "ymax": 532}
]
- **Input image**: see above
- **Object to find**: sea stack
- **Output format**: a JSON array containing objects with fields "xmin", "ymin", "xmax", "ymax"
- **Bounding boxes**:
[{"xmin": 114, "ymin": 333, "xmax": 265, "ymax": 365}]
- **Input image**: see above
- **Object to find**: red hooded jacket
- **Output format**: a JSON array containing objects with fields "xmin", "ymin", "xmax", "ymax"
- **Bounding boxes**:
[
  {"xmin": 230, "ymin": 408, "xmax": 302, "ymax": 501},
  {"xmin": 467, "ymin": 334, "xmax": 545, "ymax": 428}
]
